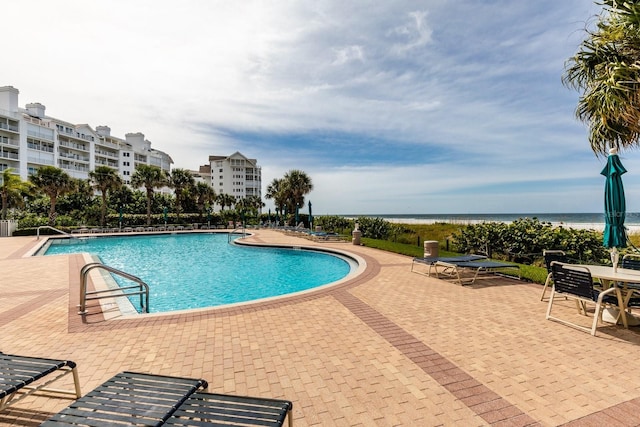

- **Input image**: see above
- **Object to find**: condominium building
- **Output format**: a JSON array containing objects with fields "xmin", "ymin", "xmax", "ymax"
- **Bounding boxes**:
[
  {"xmin": 0, "ymin": 86, "xmax": 173, "ymax": 186},
  {"xmin": 196, "ymin": 152, "xmax": 262, "ymax": 212}
]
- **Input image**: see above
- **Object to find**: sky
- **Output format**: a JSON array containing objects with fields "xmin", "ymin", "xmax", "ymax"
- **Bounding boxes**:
[{"xmin": 4, "ymin": 0, "xmax": 634, "ymax": 215}]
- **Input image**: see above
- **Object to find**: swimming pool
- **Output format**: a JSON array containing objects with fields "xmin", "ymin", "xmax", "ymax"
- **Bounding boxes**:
[{"xmin": 42, "ymin": 233, "xmax": 355, "ymax": 313}]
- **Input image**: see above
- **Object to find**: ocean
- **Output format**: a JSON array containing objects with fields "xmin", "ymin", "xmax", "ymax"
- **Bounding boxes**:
[{"xmin": 344, "ymin": 213, "xmax": 640, "ymax": 232}]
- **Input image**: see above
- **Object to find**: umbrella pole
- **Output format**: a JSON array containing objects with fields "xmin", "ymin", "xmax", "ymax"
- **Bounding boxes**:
[{"xmin": 611, "ymin": 247, "xmax": 619, "ymax": 273}]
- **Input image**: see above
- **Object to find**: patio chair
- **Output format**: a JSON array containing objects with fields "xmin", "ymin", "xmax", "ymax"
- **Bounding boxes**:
[
  {"xmin": 622, "ymin": 253, "xmax": 640, "ymax": 271},
  {"xmin": 546, "ymin": 262, "xmax": 623, "ymax": 336},
  {"xmin": 165, "ymin": 392, "xmax": 293, "ymax": 427},
  {"xmin": 540, "ymin": 250, "xmax": 568, "ymax": 301},
  {"xmin": 41, "ymin": 371, "xmax": 208, "ymax": 426},
  {"xmin": 0, "ymin": 352, "xmax": 81, "ymax": 412}
]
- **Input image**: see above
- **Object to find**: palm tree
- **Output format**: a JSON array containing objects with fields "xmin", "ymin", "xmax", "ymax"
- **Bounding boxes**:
[
  {"xmin": 131, "ymin": 164, "xmax": 167, "ymax": 226},
  {"xmin": 193, "ymin": 182, "xmax": 216, "ymax": 221},
  {"xmin": 217, "ymin": 193, "xmax": 235, "ymax": 211},
  {"xmin": 265, "ymin": 178, "xmax": 286, "ymax": 219},
  {"xmin": 282, "ymin": 170, "xmax": 313, "ymax": 215},
  {"xmin": 89, "ymin": 166, "xmax": 123, "ymax": 226},
  {"xmin": 1, "ymin": 168, "xmax": 32, "ymax": 220},
  {"xmin": 168, "ymin": 168, "xmax": 195, "ymax": 221},
  {"xmin": 563, "ymin": 0, "xmax": 640, "ymax": 155},
  {"xmin": 29, "ymin": 166, "xmax": 74, "ymax": 226}
]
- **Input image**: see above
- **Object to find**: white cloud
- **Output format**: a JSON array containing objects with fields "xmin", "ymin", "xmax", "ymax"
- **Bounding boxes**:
[{"xmin": 3, "ymin": 0, "xmax": 615, "ymax": 214}]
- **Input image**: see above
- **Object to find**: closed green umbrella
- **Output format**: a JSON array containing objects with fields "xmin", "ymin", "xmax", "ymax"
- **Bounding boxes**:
[
  {"xmin": 601, "ymin": 147, "xmax": 628, "ymax": 270},
  {"xmin": 308, "ymin": 200, "xmax": 313, "ymax": 230}
]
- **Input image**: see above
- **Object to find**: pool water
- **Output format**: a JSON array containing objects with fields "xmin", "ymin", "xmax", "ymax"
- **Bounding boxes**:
[{"xmin": 43, "ymin": 233, "xmax": 353, "ymax": 313}]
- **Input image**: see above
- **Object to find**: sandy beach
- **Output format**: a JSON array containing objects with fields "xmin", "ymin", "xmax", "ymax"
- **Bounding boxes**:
[{"xmin": 382, "ymin": 217, "xmax": 640, "ymax": 234}]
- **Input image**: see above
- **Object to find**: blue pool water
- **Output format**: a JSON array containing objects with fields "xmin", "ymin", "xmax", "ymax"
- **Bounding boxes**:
[{"xmin": 43, "ymin": 233, "xmax": 353, "ymax": 313}]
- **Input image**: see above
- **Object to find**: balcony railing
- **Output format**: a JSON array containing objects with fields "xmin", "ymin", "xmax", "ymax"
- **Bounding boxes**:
[
  {"xmin": 59, "ymin": 140, "xmax": 88, "ymax": 151},
  {"xmin": 96, "ymin": 139, "xmax": 120, "ymax": 149},
  {"xmin": 95, "ymin": 149, "xmax": 119, "ymax": 158},
  {"xmin": 0, "ymin": 136, "xmax": 19, "ymax": 146},
  {"xmin": 0, "ymin": 122, "xmax": 19, "ymax": 132},
  {"xmin": 27, "ymin": 143, "xmax": 54, "ymax": 153},
  {"xmin": 27, "ymin": 156, "xmax": 54, "ymax": 165},
  {"xmin": 59, "ymin": 151, "xmax": 90, "ymax": 162},
  {"xmin": 0, "ymin": 151, "xmax": 19, "ymax": 160}
]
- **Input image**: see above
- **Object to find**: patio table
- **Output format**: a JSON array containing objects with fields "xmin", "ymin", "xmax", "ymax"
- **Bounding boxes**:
[{"xmin": 567, "ymin": 264, "xmax": 640, "ymax": 329}]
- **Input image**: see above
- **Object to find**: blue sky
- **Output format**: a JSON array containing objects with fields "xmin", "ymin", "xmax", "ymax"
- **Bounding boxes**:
[{"xmin": 6, "ymin": 0, "xmax": 635, "ymax": 215}]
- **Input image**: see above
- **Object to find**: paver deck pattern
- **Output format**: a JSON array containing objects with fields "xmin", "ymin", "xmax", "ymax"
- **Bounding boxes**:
[{"xmin": 1, "ymin": 230, "xmax": 640, "ymax": 426}]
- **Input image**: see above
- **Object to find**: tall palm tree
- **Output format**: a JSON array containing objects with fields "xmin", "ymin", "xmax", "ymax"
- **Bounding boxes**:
[
  {"xmin": 29, "ymin": 166, "xmax": 74, "ymax": 226},
  {"xmin": 131, "ymin": 164, "xmax": 167, "ymax": 226},
  {"xmin": 265, "ymin": 178, "xmax": 286, "ymax": 219},
  {"xmin": 282, "ymin": 170, "xmax": 313, "ymax": 214},
  {"xmin": 1, "ymin": 168, "xmax": 32, "ymax": 220},
  {"xmin": 168, "ymin": 168, "xmax": 195, "ymax": 221},
  {"xmin": 193, "ymin": 182, "xmax": 216, "ymax": 221},
  {"xmin": 563, "ymin": 0, "xmax": 640, "ymax": 155},
  {"xmin": 89, "ymin": 166, "xmax": 123, "ymax": 226}
]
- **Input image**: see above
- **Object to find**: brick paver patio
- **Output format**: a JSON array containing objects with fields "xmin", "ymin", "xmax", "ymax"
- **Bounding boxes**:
[{"xmin": 1, "ymin": 230, "xmax": 640, "ymax": 426}]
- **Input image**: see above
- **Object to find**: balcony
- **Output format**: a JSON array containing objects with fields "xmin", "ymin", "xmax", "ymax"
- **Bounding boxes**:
[
  {"xmin": 95, "ymin": 149, "xmax": 119, "ymax": 158},
  {"xmin": 58, "ymin": 161, "xmax": 89, "ymax": 172},
  {"xmin": 0, "ymin": 151, "xmax": 19, "ymax": 160},
  {"xmin": 59, "ymin": 139, "xmax": 88, "ymax": 151},
  {"xmin": 27, "ymin": 156, "xmax": 54, "ymax": 165},
  {"xmin": 96, "ymin": 139, "xmax": 120, "ymax": 149},
  {"xmin": 59, "ymin": 151, "xmax": 90, "ymax": 162},
  {"xmin": 0, "ymin": 122, "xmax": 19, "ymax": 133},
  {"xmin": 27, "ymin": 143, "xmax": 54, "ymax": 153},
  {"xmin": 0, "ymin": 136, "xmax": 19, "ymax": 147}
]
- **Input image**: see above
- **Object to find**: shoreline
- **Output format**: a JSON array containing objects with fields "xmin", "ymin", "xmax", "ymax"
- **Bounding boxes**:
[{"xmin": 381, "ymin": 217, "xmax": 640, "ymax": 234}]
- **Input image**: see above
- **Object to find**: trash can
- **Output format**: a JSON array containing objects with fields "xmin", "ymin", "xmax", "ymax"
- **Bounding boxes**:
[
  {"xmin": 424, "ymin": 240, "xmax": 439, "ymax": 258},
  {"xmin": 352, "ymin": 229, "xmax": 361, "ymax": 245}
]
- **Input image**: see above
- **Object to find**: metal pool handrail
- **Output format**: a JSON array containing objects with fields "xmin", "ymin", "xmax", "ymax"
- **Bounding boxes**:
[
  {"xmin": 228, "ymin": 227, "xmax": 248, "ymax": 243},
  {"xmin": 37, "ymin": 225, "xmax": 78, "ymax": 240},
  {"xmin": 78, "ymin": 262, "xmax": 150, "ymax": 314}
]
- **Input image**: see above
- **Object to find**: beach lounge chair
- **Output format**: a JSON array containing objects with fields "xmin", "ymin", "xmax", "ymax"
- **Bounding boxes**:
[
  {"xmin": 0, "ymin": 352, "xmax": 81, "ymax": 412},
  {"xmin": 165, "ymin": 392, "xmax": 293, "ymax": 427},
  {"xmin": 432, "ymin": 259, "xmax": 520, "ymax": 285},
  {"xmin": 410, "ymin": 254, "xmax": 486, "ymax": 276},
  {"xmin": 41, "ymin": 371, "xmax": 208, "ymax": 426}
]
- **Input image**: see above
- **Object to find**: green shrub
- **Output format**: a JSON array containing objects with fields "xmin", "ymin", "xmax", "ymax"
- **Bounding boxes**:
[
  {"xmin": 452, "ymin": 218, "xmax": 609, "ymax": 264},
  {"xmin": 356, "ymin": 216, "xmax": 391, "ymax": 239},
  {"xmin": 315, "ymin": 215, "xmax": 353, "ymax": 233}
]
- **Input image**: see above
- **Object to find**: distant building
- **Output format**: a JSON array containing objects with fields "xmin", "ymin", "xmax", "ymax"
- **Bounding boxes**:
[
  {"xmin": 203, "ymin": 152, "xmax": 262, "ymax": 212},
  {"xmin": 0, "ymin": 86, "xmax": 173, "ymax": 188}
]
